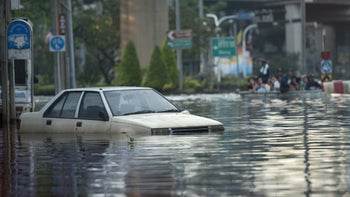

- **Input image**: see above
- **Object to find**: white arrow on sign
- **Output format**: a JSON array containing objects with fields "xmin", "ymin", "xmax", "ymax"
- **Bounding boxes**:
[{"xmin": 167, "ymin": 31, "xmax": 174, "ymax": 40}]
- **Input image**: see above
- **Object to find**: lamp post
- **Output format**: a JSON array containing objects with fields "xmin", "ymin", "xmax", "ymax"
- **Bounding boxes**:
[
  {"xmin": 206, "ymin": 13, "xmax": 239, "ymax": 90},
  {"xmin": 206, "ymin": 12, "xmax": 255, "ymax": 90},
  {"xmin": 206, "ymin": 14, "xmax": 237, "ymax": 37}
]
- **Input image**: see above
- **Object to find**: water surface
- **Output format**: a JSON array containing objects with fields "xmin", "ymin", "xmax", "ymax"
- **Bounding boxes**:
[{"xmin": 1, "ymin": 92, "xmax": 350, "ymax": 196}]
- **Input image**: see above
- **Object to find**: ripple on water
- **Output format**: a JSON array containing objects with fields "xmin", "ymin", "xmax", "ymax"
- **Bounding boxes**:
[{"xmin": 1, "ymin": 92, "xmax": 350, "ymax": 196}]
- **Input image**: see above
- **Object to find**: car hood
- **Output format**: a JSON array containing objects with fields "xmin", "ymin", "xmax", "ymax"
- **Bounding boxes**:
[{"xmin": 112, "ymin": 112, "xmax": 223, "ymax": 128}]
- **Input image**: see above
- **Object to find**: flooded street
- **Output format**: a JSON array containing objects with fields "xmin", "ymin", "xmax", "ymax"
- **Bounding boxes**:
[{"xmin": 2, "ymin": 92, "xmax": 350, "ymax": 196}]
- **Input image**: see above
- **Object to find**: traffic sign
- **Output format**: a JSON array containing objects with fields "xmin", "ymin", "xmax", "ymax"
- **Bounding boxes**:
[
  {"xmin": 167, "ymin": 29, "xmax": 192, "ymax": 49},
  {"xmin": 167, "ymin": 29, "xmax": 192, "ymax": 40},
  {"xmin": 8, "ymin": 19, "xmax": 32, "ymax": 59},
  {"xmin": 50, "ymin": 35, "xmax": 65, "ymax": 52},
  {"xmin": 167, "ymin": 39, "xmax": 192, "ymax": 49},
  {"xmin": 58, "ymin": 13, "xmax": 66, "ymax": 35},
  {"xmin": 211, "ymin": 37, "xmax": 236, "ymax": 57},
  {"xmin": 236, "ymin": 12, "xmax": 255, "ymax": 20},
  {"xmin": 321, "ymin": 59, "xmax": 332, "ymax": 74}
]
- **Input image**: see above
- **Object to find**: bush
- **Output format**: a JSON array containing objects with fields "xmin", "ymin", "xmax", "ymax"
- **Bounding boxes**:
[
  {"xmin": 34, "ymin": 84, "xmax": 55, "ymax": 96},
  {"xmin": 115, "ymin": 40, "xmax": 142, "ymax": 86},
  {"xmin": 184, "ymin": 78, "xmax": 204, "ymax": 93},
  {"xmin": 161, "ymin": 40, "xmax": 179, "ymax": 89},
  {"xmin": 142, "ymin": 46, "xmax": 170, "ymax": 92}
]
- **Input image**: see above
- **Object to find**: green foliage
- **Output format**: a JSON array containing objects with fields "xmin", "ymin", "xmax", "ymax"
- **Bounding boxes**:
[
  {"xmin": 161, "ymin": 40, "xmax": 179, "ymax": 88},
  {"xmin": 77, "ymin": 62, "xmax": 103, "ymax": 87},
  {"xmin": 142, "ymin": 46, "xmax": 170, "ymax": 91},
  {"xmin": 13, "ymin": 0, "xmax": 121, "ymax": 86},
  {"xmin": 219, "ymin": 75, "xmax": 248, "ymax": 91},
  {"xmin": 184, "ymin": 78, "xmax": 204, "ymax": 93},
  {"xmin": 115, "ymin": 40, "xmax": 142, "ymax": 86},
  {"xmin": 71, "ymin": 0, "xmax": 121, "ymax": 85},
  {"xmin": 34, "ymin": 84, "xmax": 55, "ymax": 96}
]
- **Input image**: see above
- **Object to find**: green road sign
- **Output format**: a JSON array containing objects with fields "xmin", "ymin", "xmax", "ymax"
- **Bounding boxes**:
[
  {"xmin": 167, "ymin": 39, "xmax": 192, "ymax": 49},
  {"xmin": 211, "ymin": 37, "xmax": 236, "ymax": 57}
]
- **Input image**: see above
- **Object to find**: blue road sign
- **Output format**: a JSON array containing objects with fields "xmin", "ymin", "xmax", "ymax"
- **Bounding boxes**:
[
  {"xmin": 236, "ymin": 12, "xmax": 254, "ymax": 20},
  {"xmin": 321, "ymin": 60, "xmax": 332, "ymax": 73},
  {"xmin": 50, "ymin": 36, "xmax": 65, "ymax": 52},
  {"xmin": 8, "ymin": 19, "xmax": 33, "ymax": 59}
]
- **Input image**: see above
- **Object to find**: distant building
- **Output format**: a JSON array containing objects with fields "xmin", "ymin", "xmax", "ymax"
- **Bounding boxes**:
[
  {"xmin": 120, "ymin": 0, "xmax": 350, "ymax": 79},
  {"xmin": 218, "ymin": 0, "xmax": 350, "ymax": 78},
  {"xmin": 120, "ymin": 0, "xmax": 169, "ymax": 68}
]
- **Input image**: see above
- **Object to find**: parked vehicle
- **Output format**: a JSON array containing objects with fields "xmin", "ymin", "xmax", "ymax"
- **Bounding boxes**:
[{"xmin": 19, "ymin": 87, "xmax": 224, "ymax": 134}]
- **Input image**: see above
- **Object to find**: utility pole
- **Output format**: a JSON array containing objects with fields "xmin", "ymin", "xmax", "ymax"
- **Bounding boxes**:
[
  {"xmin": 198, "ymin": 0, "xmax": 206, "ymax": 74},
  {"xmin": 301, "ymin": 0, "xmax": 306, "ymax": 75},
  {"xmin": 1, "ymin": 0, "xmax": 11, "ymax": 124},
  {"xmin": 51, "ymin": 0, "xmax": 62, "ymax": 93},
  {"xmin": 175, "ymin": 0, "xmax": 183, "ymax": 91},
  {"xmin": 66, "ymin": 0, "xmax": 76, "ymax": 88}
]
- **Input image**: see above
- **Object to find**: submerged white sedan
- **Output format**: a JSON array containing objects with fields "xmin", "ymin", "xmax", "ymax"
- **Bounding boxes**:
[{"xmin": 19, "ymin": 87, "xmax": 224, "ymax": 134}]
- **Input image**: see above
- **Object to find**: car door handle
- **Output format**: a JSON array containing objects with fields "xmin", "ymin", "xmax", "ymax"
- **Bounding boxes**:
[
  {"xmin": 46, "ymin": 120, "xmax": 52, "ymax": 125},
  {"xmin": 76, "ymin": 121, "xmax": 82, "ymax": 127}
]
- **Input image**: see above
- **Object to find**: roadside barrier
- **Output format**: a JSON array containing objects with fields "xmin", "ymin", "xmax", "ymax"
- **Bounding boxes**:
[{"xmin": 323, "ymin": 81, "xmax": 350, "ymax": 94}]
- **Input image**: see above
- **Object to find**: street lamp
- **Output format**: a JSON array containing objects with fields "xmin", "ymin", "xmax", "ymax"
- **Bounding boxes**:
[
  {"xmin": 206, "ymin": 13, "xmax": 238, "ymax": 37},
  {"xmin": 206, "ymin": 13, "xmax": 255, "ymax": 89}
]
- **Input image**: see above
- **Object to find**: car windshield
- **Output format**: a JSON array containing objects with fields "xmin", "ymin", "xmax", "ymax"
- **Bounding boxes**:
[{"xmin": 104, "ymin": 89, "xmax": 180, "ymax": 116}]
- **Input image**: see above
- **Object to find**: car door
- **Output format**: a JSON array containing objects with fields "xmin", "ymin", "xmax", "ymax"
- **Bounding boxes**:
[
  {"xmin": 75, "ymin": 91, "xmax": 111, "ymax": 133},
  {"xmin": 42, "ymin": 91, "xmax": 82, "ymax": 133}
]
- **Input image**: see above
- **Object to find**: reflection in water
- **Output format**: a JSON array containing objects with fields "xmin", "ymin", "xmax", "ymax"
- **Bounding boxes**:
[{"xmin": 1, "ymin": 92, "xmax": 350, "ymax": 196}]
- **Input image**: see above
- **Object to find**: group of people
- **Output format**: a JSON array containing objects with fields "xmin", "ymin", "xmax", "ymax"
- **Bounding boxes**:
[{"xmin": 247, "ymin": 60, "xmax": 324, "ymax": 93}]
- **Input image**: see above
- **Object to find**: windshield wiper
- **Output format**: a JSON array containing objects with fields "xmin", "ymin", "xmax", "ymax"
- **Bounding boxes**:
[
  {"xmin": 123, "ymin": 110, "xmax": 156, "ymax": 115},
  {"xmin": 157, "ymin": 109, "xmax": 181, "ymax": 113}
]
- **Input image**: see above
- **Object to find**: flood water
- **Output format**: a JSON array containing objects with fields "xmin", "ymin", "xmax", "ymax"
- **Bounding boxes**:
[{"xmin": 2, "ymin": 92, "xmax": 350, "ymax": 196}]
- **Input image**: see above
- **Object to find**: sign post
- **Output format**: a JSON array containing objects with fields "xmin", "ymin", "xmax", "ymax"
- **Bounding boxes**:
[
  {"xmin": 166, "ymin": 27, "xmax": 192, "ymax": 91},
  {"xmin": 49, "ymin": 35, "xmax": 66, "ymax": 52},
  {"xmin": 167, "ymin": 29, "xmax": 192, "ymax": 49},
  {"xmin": 7, "ymin": 18, "xmax": 33, "ymax": 121},
  {"xmin": 210, "ymin": 37, "xmax": 236, "ymax": 57},
  {"xmin": 8, "ymin": 19, "xmax": 32, "ymax": 59},
  {"xmin": 320, "ymin": 51, "xmax": 332, "ymax": 81}
]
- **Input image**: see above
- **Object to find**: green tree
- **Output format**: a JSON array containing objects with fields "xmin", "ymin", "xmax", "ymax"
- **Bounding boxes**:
[
  {"xmin": 14, "ymin": 0, "xmax": 121, "ymax": 87},
  {"xmin": 73, "ymin": 0, "xmax": 121, "ymax": 85},
  {"xmin": 142, "ymin": 46, "xmax": 170, "ymax": 91},
  {"xmin": 115, "ymin": 40, "xmax": 141, "ymax": 86},
  {"xmin": 161, "ymin": 40, "xmax": 179, "ymax": 88}
]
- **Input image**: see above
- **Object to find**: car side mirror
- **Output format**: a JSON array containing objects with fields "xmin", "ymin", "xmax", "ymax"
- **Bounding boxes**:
[{"xmin": 98, "ymin": 110, "xmax": 109, "ymax": 121}]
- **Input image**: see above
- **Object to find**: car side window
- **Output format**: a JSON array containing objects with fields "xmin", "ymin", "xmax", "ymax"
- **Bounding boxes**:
[
  {"xmin": 44, "ymin": 92, "xmax": 82, "ymax": 118},
  {"xmin": 78, "ymin": 92, "xmax": 107, "ymax": 121},
  {"xmin": 61, "ymin": 92, "xmax": 81, "ymax": 118}
]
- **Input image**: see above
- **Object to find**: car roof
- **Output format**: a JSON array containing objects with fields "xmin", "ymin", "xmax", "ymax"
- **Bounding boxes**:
[{"xmin": 62, "ymin": 86, "xmax": 152, "ymax": 93}]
